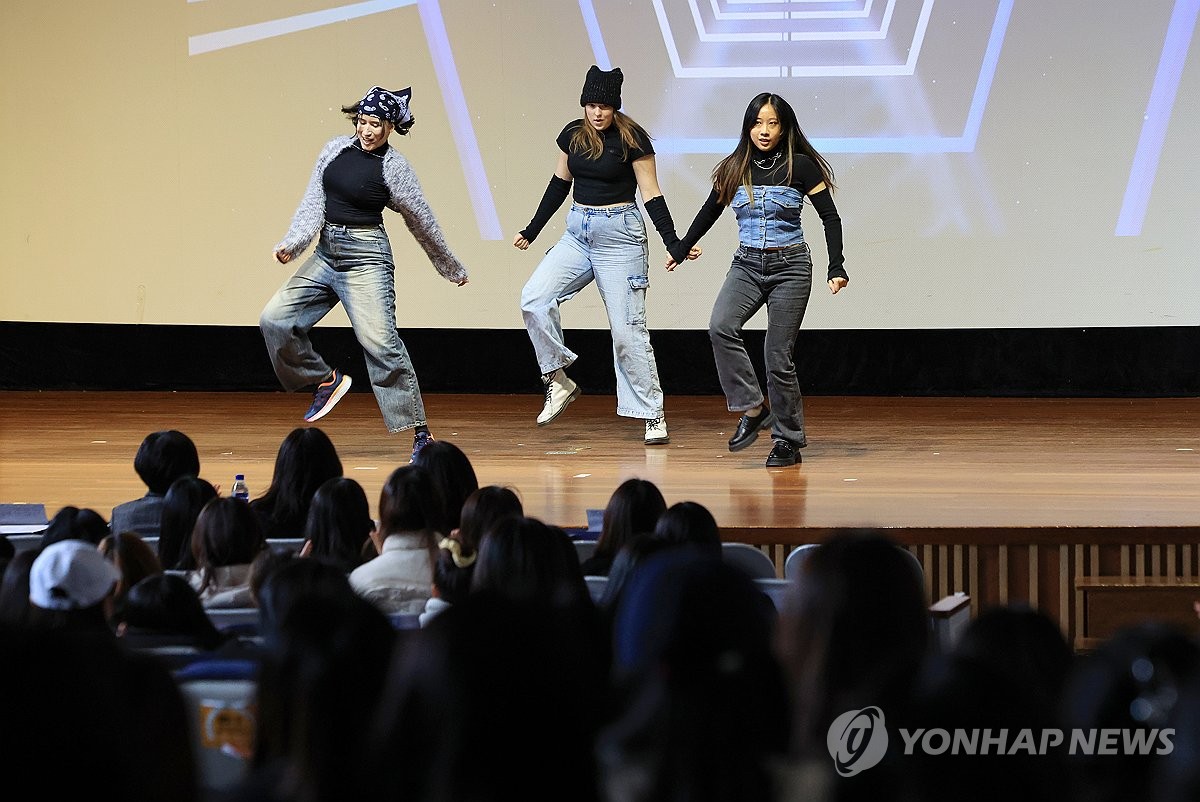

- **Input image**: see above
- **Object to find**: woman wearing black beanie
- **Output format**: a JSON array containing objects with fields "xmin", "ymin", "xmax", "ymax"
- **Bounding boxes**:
[{"xmin": 514, "ymin": 65, "xmax": 699, "ymax": 446}]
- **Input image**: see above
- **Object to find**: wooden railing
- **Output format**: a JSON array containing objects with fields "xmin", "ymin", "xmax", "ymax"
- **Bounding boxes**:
[{"xmin": 722, "ymin": 526, "xmax": 1200, "ymax": 649}]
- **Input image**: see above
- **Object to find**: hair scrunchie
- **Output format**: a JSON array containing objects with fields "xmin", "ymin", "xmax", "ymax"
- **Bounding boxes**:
[{"xmin": 438, "ymin": 537, "xmax": 477, "ymax": 569}]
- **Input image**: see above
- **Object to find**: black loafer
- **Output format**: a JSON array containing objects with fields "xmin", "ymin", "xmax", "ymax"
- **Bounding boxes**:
[
  {"xmin": 728, "ymin": 408, "xmax": 776, "ymax": 452},
  {"xmin": 765, "ymin": 439, "xmax": 799, "ymax": 467}
]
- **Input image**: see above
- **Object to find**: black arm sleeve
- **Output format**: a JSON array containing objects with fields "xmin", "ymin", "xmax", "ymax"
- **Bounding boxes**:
[
  {"xmin": 808, "ymin": 189, "xmax": 847, "ymax": 281},
  {"xmin": 519, "ymin": 175, "xmax": 572, "ymax": 243},
  {"xmin": 678, "ymin": 189, "xmax": 725, "ymax": 253},
  {"xmin": 643, "ymin": 195, "xmax": 689, "ymax": 264}
]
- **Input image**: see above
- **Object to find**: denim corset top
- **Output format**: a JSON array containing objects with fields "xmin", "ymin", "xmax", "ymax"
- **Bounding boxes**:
[{"xmin": 732, "ymin": 185, "xmax": 806, "ymax": 249}]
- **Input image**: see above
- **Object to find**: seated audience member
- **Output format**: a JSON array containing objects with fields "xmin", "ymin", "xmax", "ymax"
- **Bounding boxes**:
[
  {"xmin": 117, "ymin": 573, "xmax": 227, "ymax": 654},
  {"xmin": 158, "ymin": 476, "xmax": 218, "ymax": 570},
  {"xmin": 349, "ymin": 465, "xmax": 439, "ymax": 614},
  {"xmin": 472, "ymin": 515, "xmax": 591, "ymax": 609},
  {"xmin": 26, "ymin": 539, "xmax": 121, "ymax": 634},
  {"xmin": 300, "ymin": 476, "xmax": 374, "ymax": 573},
  {"xmin": 110, "ymin": 429, "xmax": 201, "ymax": 538},
  {"xmin": 0, "ymin": 625, "xmax": 199, "ymax": 800},
  {"xmin": 250, "ymin": 427, "xmax": 343, "ymax": 539},
  {"xmin": 775, "ymin": 529, "xmax": 931, "ymax": 802},
  {"xmin": 600, "ymin": 548, "xmax": 789, "ymax": 802},
  {"xmin": 651, "ymin": 501, "xmax": 722, "ymax": 558},
  {"xmin": 599, "ymin": 532, "xmax": 677, "ymax": 615},
  {"xmin": 235, "ymin": 567, "xmax": 395, "ymax": 802},
  {"xmin": 580, "ymin": 478, "xmax": 666, "ymax": 576},
  {"xmin": 906, "ymin": 605, "xmax": 1074, "ymax": 802},
  {"xmin": 0, "ymin": 549, "xmax": 38, "ymax": 628},
  {"xmin": 420, "ymin": 485, "xmax": 525, "ymax": 627},
  {"xmin": 98, "ymin": 532, "xmax": 163, "ymax": 625},
  {"xmin": 1062, "ymin": 622, "xmax": 1200, "ymax": 802},
  {"xmin": 254, "ymin": 557, "xmax": 361, "ymax": 644},
  {"xmin": 412, "ymin": 439, "xmax": 479, "ymax": 537},
  {"xmin": 40, "ymin": 505, "xmax": 110, "ymax": 548},
  {"xmin": 188, "ymin": 497, "xmax": 267, "ymax": 608},
  {"xmin": 365, "ymin": 593, "xmax": 606, "ymax": 802}
]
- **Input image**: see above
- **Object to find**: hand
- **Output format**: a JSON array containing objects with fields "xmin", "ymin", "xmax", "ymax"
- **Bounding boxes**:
[
  {"xmin": 455, "ymin": 276, "xmax": 469, "ymax": 286},
  {"xmin": 828, "ymin": 276, "xmax": 848, "ymax": 294},
  {"xmin": 513, "ymin": 234, "xmax": 530, "ymax": 251},
  {"xmin": 274, "ymin": 248, "xmax": 292, "ymax": 264},
  {"xmin": 687, "ymin": 246, "xmax": 703, "ymax": 260},
  {"xmin": 665, "ymin": 257, "xmax": 678, "ymax": 271}
]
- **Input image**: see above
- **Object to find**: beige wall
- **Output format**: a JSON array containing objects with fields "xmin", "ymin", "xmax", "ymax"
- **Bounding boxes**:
[{"xmin": 1, "ymin": 1, "xmax": 1197, "ymax": 329}]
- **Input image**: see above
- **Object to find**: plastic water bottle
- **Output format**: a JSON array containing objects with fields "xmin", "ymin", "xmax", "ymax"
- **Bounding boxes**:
[{"xmin": 231, "ymin": 474, "xmax": 250, "ymax": 502}]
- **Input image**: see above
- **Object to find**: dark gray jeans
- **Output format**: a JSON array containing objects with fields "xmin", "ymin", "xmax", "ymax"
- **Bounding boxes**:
[{"xmin": 708, "ymin": 242, "xmax": 813, "ymax": 447}]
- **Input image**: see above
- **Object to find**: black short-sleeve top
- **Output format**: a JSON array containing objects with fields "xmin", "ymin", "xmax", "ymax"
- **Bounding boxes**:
[{"xmin": 557, "ymin": 120, "xmax": 653, "ymax": 206}]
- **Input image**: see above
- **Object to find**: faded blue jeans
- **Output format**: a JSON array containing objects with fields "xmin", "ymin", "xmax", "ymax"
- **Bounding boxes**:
[
  {"xmin": 709, "ymin": 242, "xmax": 813, "ymax": 447},
  {"xmin": 259, "ymin": 222, "xmax": 426, "ymax": 433},
  {"xmin": 520, "ymin": 203, "xmax": 664, "ymax": 419}
]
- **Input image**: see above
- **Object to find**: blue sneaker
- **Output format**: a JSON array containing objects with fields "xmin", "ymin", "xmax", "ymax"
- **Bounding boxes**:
[
  {"xmin": 410, "ymin": 430, "xmax": 435, "ymax": 463},
  {"xmin": 304, "ymin": 370, "xmax": 352, "ymax": 423}
]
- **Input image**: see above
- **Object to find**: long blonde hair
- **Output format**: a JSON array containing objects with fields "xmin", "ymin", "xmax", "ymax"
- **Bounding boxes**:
[{"xmin": 568, "ymin": 111, "xmax": 651, "ymax": 161}]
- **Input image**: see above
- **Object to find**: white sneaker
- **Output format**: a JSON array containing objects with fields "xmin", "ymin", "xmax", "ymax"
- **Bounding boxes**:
[
  {"xmin": 644, "ymin": 416, "xmax": 670, "ymax": 445},
  {"xmin": 537, "ymin": 369, "xmax": 581, "ymax": 426}
]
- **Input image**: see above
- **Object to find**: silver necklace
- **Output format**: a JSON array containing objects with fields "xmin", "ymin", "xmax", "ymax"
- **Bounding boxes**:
[{"xmin": 753, "ymin": 151, "xmax": 783, "ymax": 170}]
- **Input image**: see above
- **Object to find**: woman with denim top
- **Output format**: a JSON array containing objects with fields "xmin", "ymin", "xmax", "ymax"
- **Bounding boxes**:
[
  {"xmin": 260, "ymin": 86, "xmax": 469, "ymax": 464},
  {"xmin": 671, "ymin": 93, "xmax": 848, "ymax": 467},
  {"xmin": 514, "ymin": 65, "xmax": 699, "ymax": 446}
]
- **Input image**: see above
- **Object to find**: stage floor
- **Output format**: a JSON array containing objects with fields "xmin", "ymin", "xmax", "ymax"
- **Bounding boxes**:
[{"xmin": 1, "ymin": 391, "xmax": 1197, "ymax": 535}]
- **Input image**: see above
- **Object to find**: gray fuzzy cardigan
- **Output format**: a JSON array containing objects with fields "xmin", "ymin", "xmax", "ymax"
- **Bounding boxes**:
[{"xmin": 275, "ymin": 136, "xmax": 468, "ymax": 283}]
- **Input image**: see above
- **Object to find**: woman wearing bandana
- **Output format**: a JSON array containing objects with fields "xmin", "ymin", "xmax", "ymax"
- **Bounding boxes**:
[
  {"xmin": 514, "ymin": 66, "xmax": 698, "ymax": 446},
  {"xmin": 668, "ymin": 93, "xmax": 848, "ymax": 468},
  {"xmin": 261, "ymin": 86, "xmax": 469, "ymax": 462}
]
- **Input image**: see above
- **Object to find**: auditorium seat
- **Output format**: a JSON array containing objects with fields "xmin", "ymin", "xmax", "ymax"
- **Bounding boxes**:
[
  {"xmin": 573, "ymin": 539, "xmax": 598, "ymax": 565},
  {"xmin": 721, "ymin": 542, "xmax": 778, "ymax": 579},
  {"xmin": 174, "ymin": 659, "xmax": 258, "ymax": 795}
]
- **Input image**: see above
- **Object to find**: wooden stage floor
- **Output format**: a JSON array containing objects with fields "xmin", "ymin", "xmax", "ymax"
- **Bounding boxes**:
[{"xmin": 1, "ymin": 391, "xmax": 1197, "ymax": 540}]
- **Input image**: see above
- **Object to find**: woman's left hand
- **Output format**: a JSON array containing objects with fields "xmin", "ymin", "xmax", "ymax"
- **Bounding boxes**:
[{"xmin": 828, "ymin": 276, "xmax": 848, "ymax": 294}]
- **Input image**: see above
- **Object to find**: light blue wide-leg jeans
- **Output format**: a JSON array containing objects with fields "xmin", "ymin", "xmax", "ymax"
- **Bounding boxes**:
[{"xmin": 520, "ymin": 204, "xmax": 664, "ymax": 418}]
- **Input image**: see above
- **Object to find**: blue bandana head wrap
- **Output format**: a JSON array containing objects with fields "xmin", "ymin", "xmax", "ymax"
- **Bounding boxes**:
[{"xmin": 357, "ymin": 86, "xmax": 413, "ymax": 127}]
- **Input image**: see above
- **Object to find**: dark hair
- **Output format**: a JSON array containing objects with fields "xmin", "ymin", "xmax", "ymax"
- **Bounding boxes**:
[
  {"xmin": 456, "ymin": 485, "xmax": 523, "ymax": 553},
  {"xmin": 366, "ymin": 594, "xmax": 605, "ymax": 801},
  {"xmin": 603, "ymin": 550, "xmax": 788, "ymax": 799},
  {"xmin": 251, "ymin": 427, "xmax": 343, "ymax": 539},
  {"xmin": 303, "ymin": 477, "xmax": 374, "ymax": 572},
  {"xmin": 0, "ymin": 549, "xmax": 38, "ymax": 628},
  {"xmin": 780, "ymin": 529, "xmax": 930, "ymax": 754},
  {"xmin": 192, "ymin": 497, "xmax": 267, "ymax": 594},
  {"xmin": 251, "ymin": 581, "xmax": 395, "ymax": 799},
  {"xmin": 98, "ymin": 533, "xmax": 163, "ymax": 622},
  {"xmin": 412, "ymin": 440, "xmax": 479, "ymax": 536},
  {"xmin": 595, "ymin": 478, "xmax": 666, "ymax": 563},
  {"xmin": 41, "ymin": 506, "xmax": 109, "ymax": 548},
  {"xmin": 133, "ymin": 430, "xmax": 200, "ymax": 495},
  {"xmin": 377, "ymin": 464, "xmax": 437, "ymax": 538},
  {"xmin": 159, "ymin": 476, "xmax": 218, "ymax": 571},
  {"xmin": 255, "ymin": 557, "xmax": 359, "ymax": 645},
  {"xmin": 122, "ymin": 573, "xmax": 224, "ymax": 650},
  {"xmin": 652, "ymin": 501, "xmax": 721, "ymax": 557},
  {"xmin": 340, "ymin": 103, "xmax": 414, "ymax": 136},
  {"xmin": 472, "ymin": 516, "xmax": 588, "ymax": 607},
  {"xmin": 712, "ymin": 93, "xmax": 835, "ymax": 205}
]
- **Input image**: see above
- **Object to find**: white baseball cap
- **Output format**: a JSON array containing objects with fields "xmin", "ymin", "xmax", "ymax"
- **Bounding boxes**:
[{"xmin": 29, "ymin": 539, "xmax": 121, "ymax": 610}]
